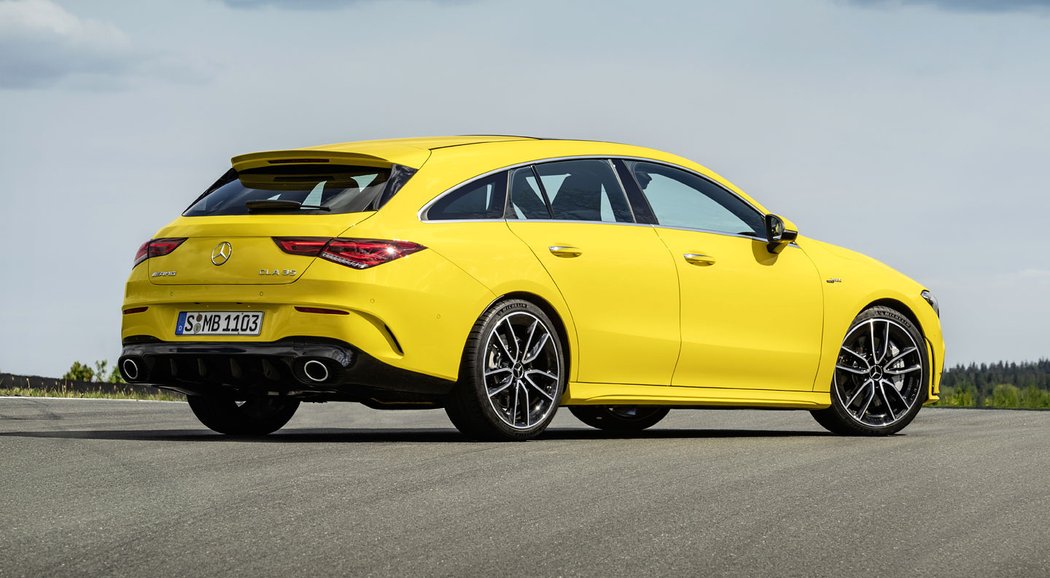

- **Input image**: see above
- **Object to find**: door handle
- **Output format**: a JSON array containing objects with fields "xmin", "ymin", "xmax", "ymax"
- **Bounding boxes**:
[
  {"xmin": 549, "ymin": 245, "xmax": 583, "ymax": 258},
  {"xmin": 683, "ymin": 253, "xmax": 716, "ymax": 266}
]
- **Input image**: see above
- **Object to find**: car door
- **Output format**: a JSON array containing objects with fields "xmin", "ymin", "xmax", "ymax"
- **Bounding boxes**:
[
  {"xmin": 621, "ymin": 160, "xmax": 824, "ymax": 392},
  {"xmin": 505, "ymin": 159, "xmax": 680, "ymax": 386}
]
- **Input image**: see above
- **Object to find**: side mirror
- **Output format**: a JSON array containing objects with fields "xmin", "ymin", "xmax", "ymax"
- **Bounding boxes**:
[{"xmin": 765, "ymin": 214, "xmax": 798, "ymax": 253}]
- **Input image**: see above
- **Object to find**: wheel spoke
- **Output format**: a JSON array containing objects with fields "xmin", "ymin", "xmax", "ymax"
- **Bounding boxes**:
[
  {"xmin": 523, "ymin": 331, "xmax": 550, "ymax": 364},
  {"xmin": 877, "ymin": 382, "xmax": 897, "ymax": 421},
  {"xmin": 845, "ymin": 378, "xmax": 873, "ymax": 408},
  {"xmin": 836, "ymin": 363, "xmax": 869, "ymax": 375},
  {"xmin": 882, "ymin": 379, "xmax": 911, "ymax": 409},
  {"xmin": 869, "ymin": 320, "xmax": 879, "ymax": 361},
  {"xmin": 522, "ymin": 384, "xmax": 531, "ymax": 427},
  {"xmin": 841, "ymin": 346, "xmax": 870, "ymax": 368},
  {"xmin": 525, "ymin": 369, "xmax": 558, "ymax": 382},
  {"xmin": 521, "ymin": 320, "xmax": 538, "ymax": 361},
  {"xmin": 487, "ymin": 377, "xmax": 513, "ymax": 397},
  {"xmin": 502, "ymin": 317, "xmax": 521, "ymax": 361},
  {"xmin": 511, "ymin": 382, "xmax": 520, "ymax": 424},
  {"xmin": 524, "ymin": 375, "xmax": 556, "ymax": 401},
  {"xmin": 878, "ymin": 320, "xmax": 891, "ymax": 363},
  {"xmin": 885, "ymin": 364, "xmax": 921, "ymax": 376},
  {"xmin": 885, "ymin": 346, "xmax": 918, "ymax": 367},
  {"xmin": 484, "ymin": 367, "xmax": 512, "ymax": 378},
  {"xmin": 854, "ymin": 387, "xmax": 875, "ymax": 420},
  {"xmin": 493, "ymin": 331, "xmax": 515, "ymax": 361}
]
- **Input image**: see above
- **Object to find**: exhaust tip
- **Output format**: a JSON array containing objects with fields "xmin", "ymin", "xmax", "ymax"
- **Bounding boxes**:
[
  {"xmin": 122, "ymin": 358, "xmax": 140, "ymax": 381},
  {"xmin": 303, "ymin": 359, "xmax": 330, "ymax": 383}
]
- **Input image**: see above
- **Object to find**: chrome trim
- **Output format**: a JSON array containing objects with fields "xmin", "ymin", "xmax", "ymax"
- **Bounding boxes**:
[{"xmin": 418, "ymin": 154, "xmax": 766, "ymax": 224}]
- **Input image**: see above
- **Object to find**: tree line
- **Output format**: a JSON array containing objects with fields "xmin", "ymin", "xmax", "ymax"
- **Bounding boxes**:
[{"xmin": 937, "ymin": 359, "xmax": 1050, "ymax": 409}]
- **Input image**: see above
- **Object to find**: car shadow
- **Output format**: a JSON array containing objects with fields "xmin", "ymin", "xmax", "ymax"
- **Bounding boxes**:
[{"xmin": 0, "ymin": 427, "xmax": 831, "ymax": 443}]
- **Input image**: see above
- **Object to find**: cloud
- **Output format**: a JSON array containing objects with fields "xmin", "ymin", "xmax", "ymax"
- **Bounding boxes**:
[
  {"xmin": 0, "ymin": 0, "xmax": 140, "ymax": 89},
  {"xmin": 0, "ymin": 0, "xmax": 141, "ymax": 88},
  {"xmin": 0, "ymin": 0, "xmax": 214, "ymax": 90},
  {"xmin": 845, "ymin": 0, "xmax": 1050, "ymax": 13}
]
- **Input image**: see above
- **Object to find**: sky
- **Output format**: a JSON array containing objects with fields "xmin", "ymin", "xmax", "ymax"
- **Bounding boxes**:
[{"xmin": 1, "ymin": 0, "xmax": 1048, "ymax": 377}]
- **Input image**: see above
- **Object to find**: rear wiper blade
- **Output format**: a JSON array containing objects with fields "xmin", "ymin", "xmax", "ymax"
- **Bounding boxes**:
[{"xmin": 245, "ymin": 199, "xmax": 331, "ymax": 212}]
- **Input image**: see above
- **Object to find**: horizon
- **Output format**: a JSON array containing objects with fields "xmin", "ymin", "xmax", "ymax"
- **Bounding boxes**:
[{"xmin": 2, "ymin": 0, "xmax": 1049, "ymax": 376}]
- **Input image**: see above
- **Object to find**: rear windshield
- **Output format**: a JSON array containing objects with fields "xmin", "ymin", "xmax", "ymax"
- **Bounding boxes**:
[{"xmin": 183, "ymin": 164, "xmax": 414, "ymax": 216}]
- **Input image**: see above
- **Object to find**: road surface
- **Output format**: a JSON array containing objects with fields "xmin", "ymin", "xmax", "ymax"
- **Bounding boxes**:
[{"xmin": 1, "ymin": 398, "xmax": 1047, "ymax": 576}]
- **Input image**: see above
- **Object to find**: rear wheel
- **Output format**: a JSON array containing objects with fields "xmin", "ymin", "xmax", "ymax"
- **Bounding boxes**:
[
  {"xmin": 811, "ymin": 306, "xmax": 927, "ymax": 436},
  {"xmin": 445, "ymin": 299, "xmax": 566, "ymax": 441},
  {"xmin": 187, "ymin": 395, "xmax": 300, "ymax": 436},
  {"xmin": 569, "ymin": 406, "xmax": 670, "ymax": 432}
]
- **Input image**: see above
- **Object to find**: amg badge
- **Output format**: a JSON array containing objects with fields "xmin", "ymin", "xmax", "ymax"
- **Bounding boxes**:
[{"xmin": 259, "ymin": 268, "xmax": 296, "ymax": 276}]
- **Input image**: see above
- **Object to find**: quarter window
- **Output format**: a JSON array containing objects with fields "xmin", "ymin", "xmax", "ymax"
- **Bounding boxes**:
[
  {"xmin": 427, "ymin": 173, "xmax": 507, "ymax": 220},
  {"xmin": 626, "ymin": 161, "xmax": 764, "ymax": 236}
]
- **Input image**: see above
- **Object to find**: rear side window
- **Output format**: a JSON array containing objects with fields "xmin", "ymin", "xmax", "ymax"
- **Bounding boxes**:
[
  {"xmin": 535, "ymin": 160, "xmax": 634, "ymax": 223},
  {"xmin": 183, "ymin": 164, "xmax": 399, "ymax": 216},
  {"xmin": 426, "ymin": 174, "xmax": 507, "ymax": 220},
  {"xmin": 508, "ymin": 166, "xmax": 551, "ymax": 219}
]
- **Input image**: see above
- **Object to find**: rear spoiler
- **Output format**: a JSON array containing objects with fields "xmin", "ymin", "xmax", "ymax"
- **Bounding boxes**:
[{"xmin": 231, "ymin": 147, "xmax": 430, "ymax": 172}]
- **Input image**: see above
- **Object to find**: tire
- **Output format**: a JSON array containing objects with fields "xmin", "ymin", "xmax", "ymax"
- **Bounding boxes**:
[
  {"xmin": 811, "ymin": 306, "xmax": 928, "ymax": 436},
  {"xmin": 187, "ymin": 395, "xmax": 300, "ymax": 436},
  {"xmin": 569, "ymin": 406, "xmax": 670, "ymax": 432},
  {"xmin": 445, "ymin": 299, "xmax": 566, "ymax": 441}
]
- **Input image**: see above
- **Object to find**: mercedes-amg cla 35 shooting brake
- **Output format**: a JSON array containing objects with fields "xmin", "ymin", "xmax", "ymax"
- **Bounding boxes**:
[{"xmin": 119, "ymin": 136, "xmax": 944, "ymax": 440}]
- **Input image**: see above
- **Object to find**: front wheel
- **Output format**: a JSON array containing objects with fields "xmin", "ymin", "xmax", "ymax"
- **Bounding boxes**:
[
  {"xmin": 445, "ymin": 299, "xmax": 566, "ymax": 441},
  {"xmin": 187, "ymin": 395, "xmax": 300, "ymax": 436},
  {"xmin": 811, "ymin": 306, "xmax": 927, "ymax": 436},
  {"xmin": 569, "ymin": 406, "xmax": 670, "ymax": 432}
]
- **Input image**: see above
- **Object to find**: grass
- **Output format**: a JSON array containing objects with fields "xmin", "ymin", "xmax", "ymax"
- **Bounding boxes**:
[{"xmin": 0, "ymin": 387, "xmax": 185, "ymax": 402}]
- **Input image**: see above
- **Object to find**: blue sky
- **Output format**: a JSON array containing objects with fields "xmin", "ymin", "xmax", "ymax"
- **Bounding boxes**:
[{"xmin": 1, "ymin": 0, "xmax": 1048, "ymax": 376}]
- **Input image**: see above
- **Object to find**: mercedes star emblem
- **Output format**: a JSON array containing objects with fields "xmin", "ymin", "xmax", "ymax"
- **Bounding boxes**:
[{"xmin": 211, "ymin": 241, "xmax": 233, "ymax": 266}]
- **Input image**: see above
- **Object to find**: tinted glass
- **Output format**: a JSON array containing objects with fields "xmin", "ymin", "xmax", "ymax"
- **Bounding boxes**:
[
  {"xmin": 184, "ymin": 165, "xmax": 394, "ymax": 216},
  {"xmin": 508, "ymin": 166, "xmax": 551, "ymax": 219},
  {"xmin": 535, "ymin": 160, "xmax": 633, "ymax": 223},
  {"xmin": 427, "ymin": 174, "xmax": 507, "ymax": 220},
  {"xmin": 627, "ymin": 161, "xmax": 764, "ymax": 236}
]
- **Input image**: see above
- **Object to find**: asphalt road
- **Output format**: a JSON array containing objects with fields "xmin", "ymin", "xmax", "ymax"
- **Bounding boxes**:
[{"xmin": 1, "ymin": 398, "xmax": 1048, "ymax": 577}]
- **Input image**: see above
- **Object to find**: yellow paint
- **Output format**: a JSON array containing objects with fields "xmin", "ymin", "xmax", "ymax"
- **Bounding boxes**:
[{"xmin": 123, "ymin": 136, "xmax": 945, "ymax": 405}]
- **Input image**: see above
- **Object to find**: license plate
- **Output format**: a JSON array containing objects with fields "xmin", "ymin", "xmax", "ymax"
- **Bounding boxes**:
[{"xmin": 176, "ymin": 311, "xmax": 263, "ymax": 336}]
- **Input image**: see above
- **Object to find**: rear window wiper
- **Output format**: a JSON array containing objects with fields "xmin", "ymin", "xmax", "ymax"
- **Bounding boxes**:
[{"xmin": 245, "ymin": 199, "xmax": 331, "ymax": 212}]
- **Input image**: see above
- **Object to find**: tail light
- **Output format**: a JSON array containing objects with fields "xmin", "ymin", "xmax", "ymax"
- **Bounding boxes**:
[
  {"xmin": 133, "ymin": 238, "xmax": 186, "ymax": 267},
  {"xmin": 273, "ymin": 237, "xmax": 425, "ymax": 269}
]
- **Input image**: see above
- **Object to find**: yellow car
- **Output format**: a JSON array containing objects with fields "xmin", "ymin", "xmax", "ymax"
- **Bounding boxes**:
[{"xmin": 119, "ymin": 136, "xmax": 944, "ymax": 440}]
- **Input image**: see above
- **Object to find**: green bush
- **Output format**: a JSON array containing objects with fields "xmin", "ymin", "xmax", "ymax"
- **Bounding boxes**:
[
  {"xmin": 62, "ymin": 361, "xmax": 95, "ymax": 382},
  {"xmin": 62, "ymin": 360, "xmax": 125, "ymax": 384}
]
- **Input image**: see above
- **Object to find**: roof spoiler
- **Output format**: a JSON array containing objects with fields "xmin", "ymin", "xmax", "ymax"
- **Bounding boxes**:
[{"xmin": 231, "ymin": 148, "xmax": 429, "ymax": 172}]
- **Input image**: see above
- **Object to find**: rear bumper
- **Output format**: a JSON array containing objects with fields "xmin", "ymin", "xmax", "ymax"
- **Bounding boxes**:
[{"xmin": 119, "ymin": 338, "xmax": 455, "ymax": 407}]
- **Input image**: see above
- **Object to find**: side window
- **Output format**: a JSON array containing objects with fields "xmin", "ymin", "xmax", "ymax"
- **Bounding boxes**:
[
  {"xmin": 508, "ymin": 166, "xmax": 551, "ymax": 219},
  {"xmin": 627, "ymin": 161, "xmax": 764, "ymax": 236},
  {"xmin": 427, "ymin": 173, "xmax": 507, "ymax": 220},
  {"xmin": 535, "ymin": 160, "xmax": 634, "ymax": 223}
]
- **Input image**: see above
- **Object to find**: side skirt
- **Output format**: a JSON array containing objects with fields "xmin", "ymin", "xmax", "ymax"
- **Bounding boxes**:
[{"xmin": 563, "ymin": 382, "xmax": 831, "ymax": 409}]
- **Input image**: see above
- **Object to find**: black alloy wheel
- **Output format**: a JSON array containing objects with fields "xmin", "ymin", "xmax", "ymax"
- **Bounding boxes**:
[
  {"xmin": 445, "ymin": 299, "xmax": 566, "ymax": 441},
  {"xmin": 811, "ymin": 306, "xmax": 927, "ymax": 436}
]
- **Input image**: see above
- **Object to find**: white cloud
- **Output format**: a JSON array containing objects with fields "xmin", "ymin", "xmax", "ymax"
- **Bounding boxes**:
[{"xmin": 0, "ymin": 0, "xmax": 135, "ymax": 88}]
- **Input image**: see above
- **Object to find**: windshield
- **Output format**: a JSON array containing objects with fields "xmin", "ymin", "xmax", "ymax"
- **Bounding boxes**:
[{"xmin": 183, "ymin": 165, "xmax": 394, "ymax": 216}]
